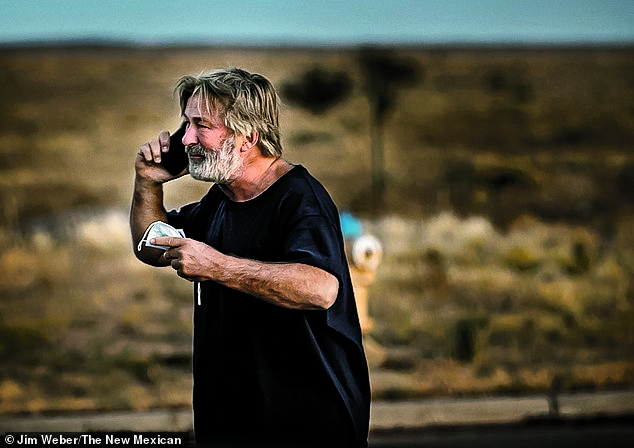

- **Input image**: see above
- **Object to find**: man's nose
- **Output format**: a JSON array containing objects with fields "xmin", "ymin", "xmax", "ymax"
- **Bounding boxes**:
[{"xmin": 182, "ymin": 124, "xmax": 197, "ymax": 146}]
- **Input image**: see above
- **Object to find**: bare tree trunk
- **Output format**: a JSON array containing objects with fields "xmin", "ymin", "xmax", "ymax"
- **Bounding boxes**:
[{"xmin": 370, "ymin": 116, "xmax": 386, "ymax": 210}]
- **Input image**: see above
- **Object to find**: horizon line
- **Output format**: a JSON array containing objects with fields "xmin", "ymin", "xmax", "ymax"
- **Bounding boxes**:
[{"xmin": 1, "ymin": 36, "xmax": 634, "ymax": 51}]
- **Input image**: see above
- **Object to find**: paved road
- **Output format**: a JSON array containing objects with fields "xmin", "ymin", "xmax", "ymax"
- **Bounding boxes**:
[
  {"xmin": 367, "ymin": 390, "xmax": 634, "ymax": 448},
  {"xmin": 2, "ymin": 390, "xmax": 634, "ymax": 446},
  {"xmin": 369, "ymin": 417, "xmax": 634, "ymax": 448}
]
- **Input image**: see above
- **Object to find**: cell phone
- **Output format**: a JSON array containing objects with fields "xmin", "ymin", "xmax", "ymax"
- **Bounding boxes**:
[{"xmin": 160, "ymin": 123, "xmax": 189, "ymax": 175}]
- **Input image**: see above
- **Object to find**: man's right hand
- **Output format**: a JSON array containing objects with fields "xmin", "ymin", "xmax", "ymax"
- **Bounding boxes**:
[{"xmin": 135, "ymin": 130, "xmax": 184, "ymax": 184}]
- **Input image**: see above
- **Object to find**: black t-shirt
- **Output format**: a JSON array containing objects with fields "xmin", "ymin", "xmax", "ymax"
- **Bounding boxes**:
[{"xmin": 167, "ymin": 165, "xmax": 371, "ymax": 447}]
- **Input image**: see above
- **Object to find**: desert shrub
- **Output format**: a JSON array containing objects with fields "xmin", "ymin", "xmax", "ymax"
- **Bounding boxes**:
[
  {"xmin": 281, "ymin": 67, "xmax": 352, "ymax": 115},
  {"xmin": 483, "ymin": 68, "xmax": 534, "ymax": 104},
  {"xmin": 505, "ymin": 247, "xmax": 540, "ymax": 272},
  {"xmin": 0, "ymin": 326, "xmax": 50, "ymax": 368},
  {"xmin": 454, "ymin": 317, "xmax": 488, "ymax": 363}
]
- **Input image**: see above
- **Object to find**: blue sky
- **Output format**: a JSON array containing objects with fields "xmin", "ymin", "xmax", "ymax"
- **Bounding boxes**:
[{"xmin": 1, "ymin": 0, "xmax": 632, "ymax": 45}]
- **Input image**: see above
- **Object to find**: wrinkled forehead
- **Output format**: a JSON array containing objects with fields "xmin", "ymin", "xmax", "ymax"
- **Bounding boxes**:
[{"xmin": 184, "ymin": 93, "xmax": 225, "ymax": 123}]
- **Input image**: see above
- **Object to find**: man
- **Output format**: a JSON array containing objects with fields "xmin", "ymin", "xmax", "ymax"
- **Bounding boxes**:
[{"xmin": 130, "ymin": 68, "xmax": 371, "ymax": 447}]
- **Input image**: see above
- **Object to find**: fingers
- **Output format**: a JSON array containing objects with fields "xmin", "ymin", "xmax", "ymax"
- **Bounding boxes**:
[
  {"xmin": 152, "ymin": 236, "xmax": 185, "ymax": 249},
  {"xmin": 162, "ymin": 256, "xmax": 192, "ymax": 282},
  {"xmin": 158, "ymin": 130, "xmax": 170, "ymax": 154},
  {"xmin": 155, "ymin": 237, "xmax": 209, "ymax": 283},
  {"xmin": 138, "ymin": 140, "xmax": 162, "ymax": 164},
  {"xmin": 138, "ymin": 130, "xmax": 171, "ymax": 164},
  {"xmin": 165, "ymin": 253, "xmax": 196, "ymax": 282},
  {"xmin": 175, "ymin": 265, "xmax": 195, "ymax": 282}
]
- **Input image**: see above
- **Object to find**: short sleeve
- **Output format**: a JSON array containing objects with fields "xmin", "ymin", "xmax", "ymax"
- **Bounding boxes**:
[
  {"xmin": 166, "ymin": 202, "xmax": 202, "ymax": 240},
  {"xmin": 284, "ymin": 214, "xmax": 347, "ymax": 281}
]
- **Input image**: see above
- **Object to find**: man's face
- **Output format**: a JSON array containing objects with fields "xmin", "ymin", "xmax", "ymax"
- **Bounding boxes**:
[{"xmin": 182, "ymin": 94, "xmax": 243, "ymax": 184}]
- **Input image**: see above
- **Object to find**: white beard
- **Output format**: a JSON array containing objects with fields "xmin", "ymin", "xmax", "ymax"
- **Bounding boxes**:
[{"xmin": 186, "ymin": 135, "xmax": 242, "ymax": 183}]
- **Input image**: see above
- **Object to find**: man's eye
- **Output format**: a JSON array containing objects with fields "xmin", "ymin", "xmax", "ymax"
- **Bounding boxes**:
[{"xmin": 193, "ymin": 121, "xmax": 210, "ymax": 129}]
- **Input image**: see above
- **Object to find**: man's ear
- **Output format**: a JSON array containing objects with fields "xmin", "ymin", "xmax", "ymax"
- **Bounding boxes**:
[{"xmin": 240, "ymin": 130, "xmax": 259, "ymax": 152}]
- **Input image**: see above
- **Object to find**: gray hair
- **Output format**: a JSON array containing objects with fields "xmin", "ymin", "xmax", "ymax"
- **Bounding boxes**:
[{"xmin": 175, "ymin": 68, "xmax": 282, "ymax": 158}]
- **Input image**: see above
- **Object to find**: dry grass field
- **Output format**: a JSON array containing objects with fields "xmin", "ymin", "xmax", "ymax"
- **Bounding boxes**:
[{"xmin": 1, "ymin": 43, "xmax": 634, "ymax": 415}]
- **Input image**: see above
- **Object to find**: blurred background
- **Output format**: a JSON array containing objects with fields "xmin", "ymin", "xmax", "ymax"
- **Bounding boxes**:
[{"xmin": 1, "ymin": 0, "xmax": 634, "ymax": 440}]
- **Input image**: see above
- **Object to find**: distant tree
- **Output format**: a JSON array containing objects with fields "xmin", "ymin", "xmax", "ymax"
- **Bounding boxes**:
[
  {"xmin": 280, "ymin": 67, "xmax": 353, "ymax": 115},
  {"xmin": 357, "ymin": 47, "xmax": 421, "ymax": 206}
]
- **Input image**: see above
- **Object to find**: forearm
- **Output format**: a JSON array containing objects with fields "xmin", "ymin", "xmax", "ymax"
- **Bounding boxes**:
[
  {"xmin": 214, "ymin": 255, "xmax": 339, "ymax": 311},
  {"xmin": 130, "ymin": 176, "xmax": 170, "ymax": 266},
  {"xmin": 156, "ymin": 235, "xmax": 340, "ymax": 310}
]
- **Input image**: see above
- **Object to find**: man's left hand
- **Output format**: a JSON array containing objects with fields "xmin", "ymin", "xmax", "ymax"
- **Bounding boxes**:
[{"xmin": 152, "ymin": 237, "xmax": 220, "ymax": 282}]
